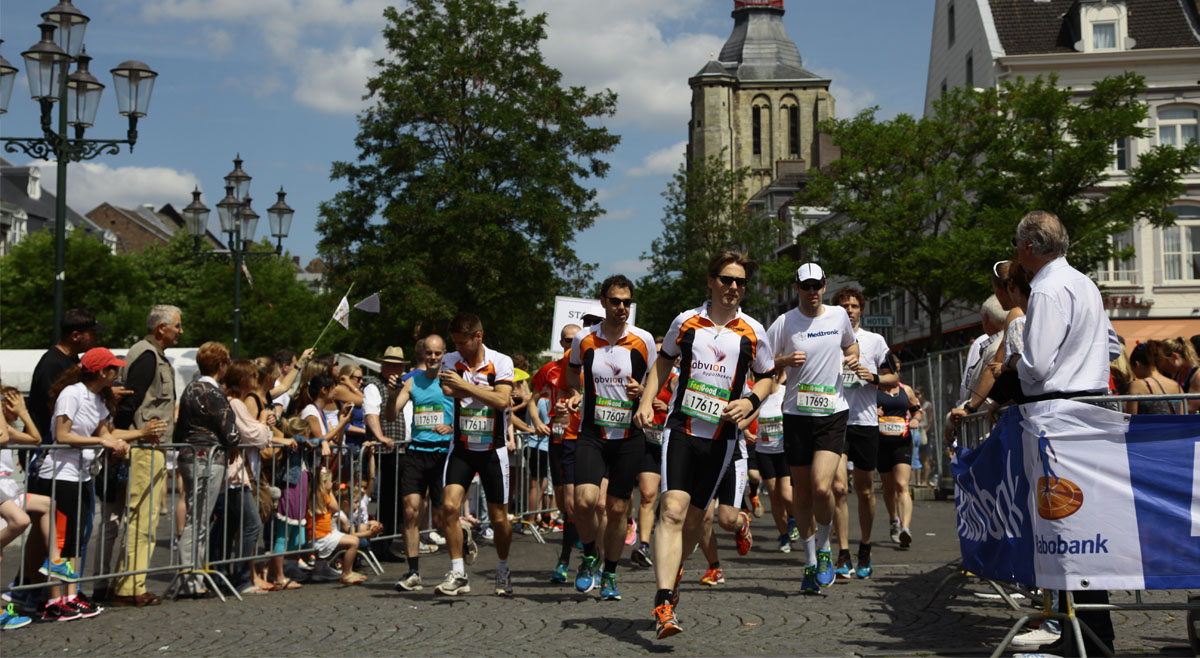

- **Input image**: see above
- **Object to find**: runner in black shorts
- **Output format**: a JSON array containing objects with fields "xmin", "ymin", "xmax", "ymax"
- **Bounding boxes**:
[
  {"xmin": 634, "ymin": 251, "xmax": 775, "ymax": 640},
  {"xmin": 565, "ymin": 275, "xmax": 656, "ymax": 602},
  {"xmin": 754, "ymin": 374, "xmax": 793, "ymax": 552},
  {"xmin": 631, "ymin": 355, "xmax": 674, "ymax": 569}
]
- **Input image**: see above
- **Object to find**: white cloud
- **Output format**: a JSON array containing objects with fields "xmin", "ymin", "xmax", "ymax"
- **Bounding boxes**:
[
  {"xmin": 30, "ymin": 160, "xmax": 201, "ymax": 215},
  {"xmin": 599, "ymin": 207, "xmax": 635, "ymax": 222},
  {"xmin": 607, "ymin": 257, "xmax": 651, "ymax": 276},
  {"xmin": 203, "ymin": 27, "xmax": 234, "ymax": 58},
  {"xmin": 629, "ymin": 140, "xmax": 686, "ymax": 177},
  {"xmin": 813, "ymin": 68, "xmax": 879, "ymax": 119},
  {"xmin": 293, "ymin": 44, "xmax": 378, "ymax": 114}
]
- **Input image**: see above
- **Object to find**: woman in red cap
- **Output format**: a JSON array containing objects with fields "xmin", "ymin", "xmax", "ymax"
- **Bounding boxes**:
[{"xmin": 27, "ymin": 347, "xmax": 163, "ymax": 622}]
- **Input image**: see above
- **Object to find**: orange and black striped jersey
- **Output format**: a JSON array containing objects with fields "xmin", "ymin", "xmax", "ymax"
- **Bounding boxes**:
[
  {"xmin": 661, "ymin": 302, "xmax": 774, "ymax": 441},
  {"xmin": 556, "ymin": 348, "xmax": 582, "ymax": 442},
  {"xmin": 568, "ymin": 323, "xmax": 657, "ymax": 440},
  {"xmin": 440, "ymin": 346, "xmax": 514, "ymax": 452}
]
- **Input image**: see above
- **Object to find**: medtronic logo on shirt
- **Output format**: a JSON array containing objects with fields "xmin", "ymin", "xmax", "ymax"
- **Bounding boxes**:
[{"xmin": 806, "ymin": 330, "xmax": 839, "ymax": 338}]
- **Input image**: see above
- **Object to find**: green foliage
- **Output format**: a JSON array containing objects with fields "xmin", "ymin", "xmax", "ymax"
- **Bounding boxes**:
[
  {"xmin": 799, "ymin": 73, "xmax": 1199, "ymax": 348},
  {"xmin": 0, "ymin": 230, "xmax": 325, "ymax": 356},
  {"xmin": 637, "ymin": 151, "xmax": 794, "ymax": 334},
  {"xmin": 317, "ymin": 0, "xmax": 619, "ymax": 357}
]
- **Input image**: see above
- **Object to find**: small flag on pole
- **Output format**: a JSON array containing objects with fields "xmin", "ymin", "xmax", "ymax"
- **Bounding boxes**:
[
  {"xmin": 354, "ymin": 293, "xmax": 381, "ymax": 313},
  {"xmin": 333, "ymin": 296, "xmax": 351, "ymax": 329}
]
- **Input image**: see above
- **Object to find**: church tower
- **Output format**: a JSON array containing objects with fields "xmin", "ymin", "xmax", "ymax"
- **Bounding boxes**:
[{"xmin": 688, "ymin": 0, "xmax": 836, "ymax": 197}]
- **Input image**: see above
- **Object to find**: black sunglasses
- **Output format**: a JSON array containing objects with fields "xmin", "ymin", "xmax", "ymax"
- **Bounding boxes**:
[
  {"xmin": 797, "ymin": 281, "xmax": 823, "ymax": 291},
  {"xmin": 606, "ymin": 297, "xmax": 634, "ymax": 307},
  {"xmin": 717, "ymin": 275, "xmax": 748, "ymax": 288}
]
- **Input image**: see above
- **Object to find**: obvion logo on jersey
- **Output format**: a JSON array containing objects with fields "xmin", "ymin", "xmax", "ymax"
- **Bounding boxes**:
[{"xmin": 955, "ymin": 400, "xmax": 1200, "ymax": 592}]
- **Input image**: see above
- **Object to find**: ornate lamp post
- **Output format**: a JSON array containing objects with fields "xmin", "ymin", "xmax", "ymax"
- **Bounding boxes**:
[
  {"xmin": 0, "ymin": 1, "xmax": 158, "ymax": 342},
  {"xmin": 182, "ymin": 155, "xmax": 293, "ymax": 358}
]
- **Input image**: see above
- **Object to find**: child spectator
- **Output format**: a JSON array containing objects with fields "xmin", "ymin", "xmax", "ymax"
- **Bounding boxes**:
[{"xmin": 309, "ymin": 469, "xmax": 367, "ymax": 584}]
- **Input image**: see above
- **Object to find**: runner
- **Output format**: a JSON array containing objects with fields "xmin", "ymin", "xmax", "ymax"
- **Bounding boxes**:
[
  {"xmin": 385, "ymin": 335, "xmax": 457, "ymax": 592},
  {"xmin": 830, "ymin": 286, "xmax": 897, "ymax": 579},
  {"xmin": 694, "ymin": 386, "xmax": 757, "ymax": 587},
  {"xmin": 565, "ymin": 275, "xmax": 656, "ymax": 601},
  {"xmin": 876, "ymin": 363, "xmax": 921, "ymax": 550},
  {"xmin": 766, "ymin": 263, "xmax": 859, "ymax": 594},
  {"xmin": 631, "ymin": 352, "xmax": 675, "ymax": 569},
  {"xmin": 435, "ymin": 313, "xmax": 516, "ymax": 597},
  {"xmin": 754, "ymin": 373, "xmax": 793, "ymax": 552},
  {"xmin": 633, "ymin": 251, "xmax": 775, "ymax": 640}
]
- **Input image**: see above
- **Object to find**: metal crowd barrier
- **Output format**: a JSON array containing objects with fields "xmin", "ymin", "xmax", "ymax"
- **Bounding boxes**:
[
  {"xmin": 943, "ymin": 393, "xmax": 1200, "ymax": 658},
  {"xmin": 0, "ymin": 429, "xmax": 563, "ymax": 606}
]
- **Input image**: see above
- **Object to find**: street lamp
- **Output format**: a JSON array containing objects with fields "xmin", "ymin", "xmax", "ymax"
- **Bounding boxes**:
[
  {"xmin": 183, "ymin": 155, "xmax": 293, "ymax": 358},
  {"xmin": 1, "ymin": 1, "xmax": 158, "ymax": 342}
]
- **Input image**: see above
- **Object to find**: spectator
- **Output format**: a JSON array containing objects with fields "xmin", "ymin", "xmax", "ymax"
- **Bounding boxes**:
[
  {"xmin": 269, "ymin": 348, "xmax": 312, "ymax": 415},
  {"xmin": 108, "ymin": 305, "xmax": 181, "ymax": 607},
  {"xmin": 301, "ymin": 373, "xmax": 353, "ymax": 467},
  {"xmin": 27, "ymin": 309, "xmax": 103, "ymax": 451},
  {"xmin": 336, "ymin": 365, "xmax": 368, "ymax": 446},
  {"xmin": 173, "ymin": 341, "xmax": 239, "ymax": 597},
  {"xmin": 0, "ymin": 387, "xmax": 37, "ymax": 631},
  {"xmin": 1127, "ymin": 342, "xmax": 1183, "ymax": 415},
  {"xmin": 1110, "ymin": 338, "xmax": 1133, "ymax": 395},
  {"xmin": 363, "ymin": 348, "xmax": 408, "ymax": 560},
  {"xmin": 1150, "ymin": 337, "xmax": 1200, "ymax": 413},
  {"xmin": 308, "ymin": 468, "xmax": 367, "ymax": 584},
  {"xmin": 947, "ymin": 295, "xmax": 1007, "ymax": 435},
  {"xmin": 267, "ymin": 417, "xmax": 314, "ymax": 591}
]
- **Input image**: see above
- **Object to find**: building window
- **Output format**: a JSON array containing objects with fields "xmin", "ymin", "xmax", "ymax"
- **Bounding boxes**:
[
  {"xmin": 948, "ymin": 2, "xmax": 955, "ymax": 47},
  {"xmin": 965, "ymin": 51, "xmax": 973, "ymax": 88},
  {"xmin": 1159, "ymin": 107, "xmax": 1199, "ymax": 165},
  {"xmin": 1161, "ymin": 206, "xmax": 1200, "ymax": 281},
  {"xmin": 940, "ymin": 79, "xmax": 947, "ymax": 97},
  {"xmin": 752, "ymin": 106, "xmax": 762, "ymax": 156},
  {"xmin": 1092, "ymin": 22, "xmax": 1117, "ymax": 50},
  {"xmin": 1095, "ymin": 228, "xmax": 1136, "ymax": 283},
  {"xmin": 1112, "ymin": 137, "xmax": 1127, "ymax": 171},
  {"xmin": 788, "ymin": 105, "xmax": 800, "ymax": 157}
]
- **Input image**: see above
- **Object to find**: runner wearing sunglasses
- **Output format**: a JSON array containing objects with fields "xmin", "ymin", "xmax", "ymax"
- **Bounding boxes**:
[{"xmin": 766, "ymin": 263, "xmax": 859, "ymax": 594}]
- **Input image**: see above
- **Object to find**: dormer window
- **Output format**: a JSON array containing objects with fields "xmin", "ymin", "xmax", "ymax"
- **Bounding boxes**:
[
  {"xmin": 1093, "ymin": 22, "xmax": 1117, "ymax": 50},
  {"xmin": 1077, "ymin": 1, "xmax": 1130, "ymax": 53}
]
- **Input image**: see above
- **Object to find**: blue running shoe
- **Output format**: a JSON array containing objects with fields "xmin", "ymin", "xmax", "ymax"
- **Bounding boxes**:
[
  {"xmin": 834, "ymin": 553, "xmax": 853, "ymax": 579},
  {"xmin": 777, "ymin": 534, "xmax": 791, "ymax": 553},
  {"xmin": 0, "ymin": 603, "xmax": 32, "ymax": 631},
  {"xmin": 800, "ymin": 565, "xmax": 820, "ymax": 595},
  {"xmin": 39, "ymin": 558, "xmax": 80, "ymax": 583},
  {"xmin": 815, "ymin": 549, "xmax": 835, "ymax": 587},
  {"xmin": 855, "ymin": 553, "xmax": 873, "ymax": 579},
  {"xmin": 574, "ymin": 555, "xmax": 598, "ymax": 593},
  {"xmin": 551, "ymin": 561, "xmax": 569, "ymax": 584},
  {"xmin": 599, "ymin": 572, "xmax": 621, "ymax": 601}
]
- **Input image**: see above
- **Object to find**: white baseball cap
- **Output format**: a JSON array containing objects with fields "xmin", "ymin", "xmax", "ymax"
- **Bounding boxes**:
[{"xmin": 795, "ymin": 263, "xmax": 825, "ymax": 283}]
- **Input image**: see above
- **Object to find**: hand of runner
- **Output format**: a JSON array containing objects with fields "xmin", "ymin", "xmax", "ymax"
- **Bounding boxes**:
[
  {"xmin": 855, "ymin": 364, "xmax": 873, "ymax": 381},
  {"xmin": 778, "ymin": 350, "xmax": 806, "ymax": 368},
  {"xmin": 651, "ymin": 397, "xmax": 669, "ymax": 414},
  {"xmin": 842, "ymin": 354, "xmax": 859, "ymax": 371},
  {"xmin": 633, "ymin": 403, "xmax": 654, "ymax": 429},
  {"xmin": 720, "ymin": 398, "xmax": 754, "ymax": 422},
  {"xmin": 438, "ymin": 369, "xmax": 465, "ymax": 392},
  {"xmin": 533, "ymin": 420, "xmax": 552, "ymax": 437},
  {"xmin": 565, "ymin": 391, "xmax": 582, "ymax": 414},
  {"xmin": 433, "ymin": 424, "xmax": 453, "ymax": 435},
  {"xmin": 624, "ymin": 376, "xmax": 643, "ymax": 399}
]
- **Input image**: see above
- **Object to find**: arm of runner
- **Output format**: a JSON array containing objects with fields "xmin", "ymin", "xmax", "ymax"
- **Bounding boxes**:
[{"xmin": 635, "ymin": 357, "xmax": 674, "ymax": 428}]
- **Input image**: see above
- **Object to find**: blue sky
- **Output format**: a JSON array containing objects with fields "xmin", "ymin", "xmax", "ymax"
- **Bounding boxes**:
[{"xmin": 1, "ymin": 0, "xmax": 934, "ymax": 279}]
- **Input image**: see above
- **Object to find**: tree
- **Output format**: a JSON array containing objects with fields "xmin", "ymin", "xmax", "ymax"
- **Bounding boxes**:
[
  {"xmin": 798, "ymin": 73, "xmax": 1200, "ymax": 350},
  {"xmin": 636, "ymin": 152, "xmax": 795, "ymax": 335},
  {"xmin": 317, "ymin": 0, "xmax": 619, "ymax": 357}
]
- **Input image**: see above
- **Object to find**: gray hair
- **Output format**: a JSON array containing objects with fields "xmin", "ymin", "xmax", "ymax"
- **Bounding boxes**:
[
  {"xmin": 146, "ymin": 304, "xmax": 181, "ymax": 334},
  {"xmin": 981, "ymin": 295, "xmax": 1006, "ymax": 327},
  {"xmin": 1016, "ymin": 210, "xmax": 1069, "ymax": 257}
]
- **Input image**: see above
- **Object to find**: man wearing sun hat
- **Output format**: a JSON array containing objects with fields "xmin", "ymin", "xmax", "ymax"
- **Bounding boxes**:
[{"xmin": 365, "ymin": 345, "xmax": 410, "ymax": 561}]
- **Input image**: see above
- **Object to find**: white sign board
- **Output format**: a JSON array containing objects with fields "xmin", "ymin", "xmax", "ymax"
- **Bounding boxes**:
[{"xmin": 548, "ymin": 296, "xmax": 637, "ymax": 353}]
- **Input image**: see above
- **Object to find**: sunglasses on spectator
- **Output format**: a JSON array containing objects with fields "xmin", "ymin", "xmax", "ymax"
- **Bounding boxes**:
[
  {"xmin": 717, "ymin": 275, "xmax": 748, "ymax": 288},
  {"xmin": 797, "ymin": 281, "xmax": 823, "ymax": 291},
  {"xmin": 349, "ymin": 374, "xmax": 363, "ymax": 381},
  {"xmin": 606, "ymin": 297, "xmax": 634, "ymax": 307}
]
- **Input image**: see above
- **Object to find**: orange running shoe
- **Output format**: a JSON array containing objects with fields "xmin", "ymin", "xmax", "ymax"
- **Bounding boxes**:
[
  {"xmin": 700, "ymin": 566, "xmax": 725, "ymax": 586},
  {"xmin": 654, "ymin": 603, "xmax": 683, "ymax": 639},
  {"xmin": 735, "ymin": 510, "xmax": 754, "ymax": 555}
]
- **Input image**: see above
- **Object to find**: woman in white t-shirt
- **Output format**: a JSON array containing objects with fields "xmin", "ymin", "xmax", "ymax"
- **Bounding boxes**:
[
  {"xmin": 28, "ymin": 348, "xmax": 162, "ymax": 621},
  {"xmin": 301, "ymin": 373, "xmax": 353, "ymax": 471}
]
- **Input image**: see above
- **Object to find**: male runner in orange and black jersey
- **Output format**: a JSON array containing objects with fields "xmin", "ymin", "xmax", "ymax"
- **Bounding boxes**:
[{"xmin": 534, "ymin": 322, "xmax": 580, "ymax": 584}]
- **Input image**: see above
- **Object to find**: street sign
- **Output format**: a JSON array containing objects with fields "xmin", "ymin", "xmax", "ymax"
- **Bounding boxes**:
[
  {"xmin": 863, "ymin": 315, "xmax": 893, "ymax": 328},
  {"xmin": 548, "ymin": 296, "xmax": 638, "ymax": 353}
]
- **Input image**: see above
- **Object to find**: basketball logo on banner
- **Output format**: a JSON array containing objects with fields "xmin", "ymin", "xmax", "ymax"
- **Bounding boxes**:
[{"xmin": 1036, "ymin": 433, "xmax": 1084, "ymax": 520}]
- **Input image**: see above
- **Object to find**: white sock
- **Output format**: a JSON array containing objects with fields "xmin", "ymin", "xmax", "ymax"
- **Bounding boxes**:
[
  {"xmin": 815, "ymin": 522, "xmax": 832, "ymax": 552},
  {"xmin": 451, "ymin": 558, "xmax": 464, "ymax": 574},
  {"xmin": 891, "ymin": 517, "xmax": 900, "ymax": 525},
  {"xmin": 497, "ymin": 559, "xmax": 509, "ymax": 573},
  {"xmin": 804, "ymin": 534, "xmax": 817, "ymax": 565}
]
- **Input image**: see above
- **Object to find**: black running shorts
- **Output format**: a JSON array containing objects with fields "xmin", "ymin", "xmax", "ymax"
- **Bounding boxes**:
[
  {"xmin": 548, "ymin": 441, "xmax": 563, "ymax": 488},
  {"xmin": 574, "ymin": 426, "xmax": 644, "ymax": 499},
  {"xmin": 442, "ymin": 443, "xmax": 509, "ymax": 505},
  {"xmin": 716, "ymin": 457, "xmax": 748, "ymax": 508},
  {"xmin": 876, "ymin": 434, "xmax": 913, "ymax": 474},
  {"xmin": 757, "ymin": 450, "xmax": 788, "ymax": 481},
  {"xmin": 783, "ymin": 410, "xmax": 848, "ymax": 467},
  {"xmin": 560, "ymin": 439, "xmax": 577, "ymax": 486},
  {"xmin": 401, "ymin": 449, "xmax": 447, "ymax": 507},
  {"xmin": 640, "ymin": 432, "xmax": 664, "ymax": 475},
  {"xmin": 661, "ymin": 430, "xmax": 736, "ymax": 510},
  {"xmin": 844, "ymin": 424, "xmax": 879, "ymax": 472}
]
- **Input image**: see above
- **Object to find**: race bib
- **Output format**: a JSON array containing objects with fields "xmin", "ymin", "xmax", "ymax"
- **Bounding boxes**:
[
  {"xmin": 458, "ymin": 407, "xmax": 496, "ymax": 445},
  {"xmin": 795, "ymin": 382, "xmax": 836, "ymax": 415},
  {"xmin": 413, "ymin": 404, "xmax": 442, "ymax": 432},
  {"xmin": 593, "ymin": 395, "xmax": 633, "ymax": 429},
  {"xmin": 758, "ymin": 415, "xmax": 783, "ymax": 450},
  {"xmin": 841, "ymin": 366, "xmax": 864, "ymax": 389},
  {"xmin": 680, "ymin": 379, "xmax": 730, "ymax": 424},
  {"xmin": 645, "ymin": 424, "xmax": 664, "ymax": 446},
  {"xmin": 551, "ymin": 422, "xmax": 565, "ymax": 440},
  {"xmin": 879, "ymin": 415, "xmax": 907, "ymax": 437}
]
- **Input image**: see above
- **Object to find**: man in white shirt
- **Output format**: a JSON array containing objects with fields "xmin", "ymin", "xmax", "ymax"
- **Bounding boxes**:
[{"xmin": 766, "ymin": 263, "xmax": 859, "ymax": 593}]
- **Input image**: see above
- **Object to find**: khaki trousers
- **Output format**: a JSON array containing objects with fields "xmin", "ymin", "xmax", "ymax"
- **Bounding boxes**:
[{"xmin": 113, "ymin": 447, "xmax": 167, "ymax": 596}]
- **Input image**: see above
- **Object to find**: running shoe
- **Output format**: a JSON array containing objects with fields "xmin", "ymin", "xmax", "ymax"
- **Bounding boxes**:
[
  {"xmin": 41, "ymin": 600, "xmax": 82, "ymax": 622},
  {"xmin": 428, "ymin": 530, "xmax": 446, "ymax": 546},
  {"xmin": 777, "ymin": 533, "xmax": 791, "ymax": 553},
  {"xmin": 735, "ymin": 511, "xmax": 753, "ymax": 556},
  {"xmin": 889, "ymin": 521, "xmax": 901, "ymax": 544},
  {"xmin": 495, "ymin": 565, "xmax": 512, "ymax": 597},
  {"xmin": 800, "ymin": 565, "xmax": 820, "ymax": 595},
  {"xmin": 0, "ymin": 603, "xmax": 32, "ymax": 631},
  {"xmin": 1010, "ymin": 627, "xmax": 1061, "ymax": 648},
  {"xmin": 787, "ymin": 518, "xmax": 799, "ymax": 543},
  {"xmin": 480, "ymin": 526, "xmax": 495, "ymax": 541},
  {"xmin": 671, "ymin": 565, "xmax": 683, "ymax": 607},
  {"xmin": 631, "ymin": 542, "xmax": 653, "ymax": 568},
  {"xmin": 898, "ymin": 526, "xmax": 912, "ymax": 549},
  {"xmin": 653, "ymin": 603, "xmax": 682, "ymax": 639},
  {"xmin": 855, "ymin": 549, "xmax": 873, "ymax": 579},
  {"xmin": 418, "ymin": 541, "xmax": 439, "ymax": 554},
  {"xmin": 625, "ymin": 519, "xmax": 638, "ymax": 546},
  {"xmin": 599, "ymin": 573, "xmax": 621, "ymax": 601},
  {"xmin": 551, "ymin": 561, "xmax": 569, "ymax": 584},
  {"xmin": 834, "ymin": 553, "xmax": 853, "ymax": 579},
  {"xmin": 64, "ymin": 596, "xmax": 101, "ymax": 619},
  {"xmin": 744, "ymin": 494, "xmax": 763, "ymax": 518},
  {"xmin": 815, "ymin": 549, "xmax": 835, "ymax": 588},
  {"xmin": 434, "ymin": 571, "xmax": 470, "ymax": 596},
  {"xmin": 464, "ymin": 529, "xmax": 479, "ymax": 566},
  {"xmin": 394, "ymin": 571, "xmax": 423, "ymax": 592},
  {"xmin": 39, "ymin": 558, "xmax": 80, "ymax": 583},
  {"xmin": 574, "ymin": 555, "xmax": 598, "ymax": 593},
  {"xmin": 700, "ymin": 567, "xmax": 725, "ymax": 586}
]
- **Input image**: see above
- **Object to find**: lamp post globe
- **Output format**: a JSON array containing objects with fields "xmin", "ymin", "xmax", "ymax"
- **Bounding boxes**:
[
  {"xmin": 182, "ymin": 187, "xmax": 210, "ymax": 240},
  {"xmin": 21, "ymin": 23, "xmax": 70, "ymax": 102},
  {"xmin": 66, "ymin": 48, "xmax": 104, "ymax": 130},
  {"xmin": 0, "ymin": 41, "xmax": 18, "ymax": 115},
  {"xmin": 41, "ymin": 0, "xmax": 89, "ymax": 59}
]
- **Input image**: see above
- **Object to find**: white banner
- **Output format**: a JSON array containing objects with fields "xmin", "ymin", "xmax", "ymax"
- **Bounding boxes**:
[{"xmin": 548, "ymin": 296, "xmax": 637, "ymax": 353}]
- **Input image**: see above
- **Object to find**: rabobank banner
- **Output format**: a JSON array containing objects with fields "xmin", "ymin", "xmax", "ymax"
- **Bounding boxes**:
[{"xmin": 953, "ymin": 399, "xmax": 1200, "ymax": 591}]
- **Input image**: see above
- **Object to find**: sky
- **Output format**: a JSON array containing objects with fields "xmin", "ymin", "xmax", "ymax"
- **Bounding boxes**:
[{"xmin": 1, "ymin": 0, "xmax": 935, "ymax": 280}]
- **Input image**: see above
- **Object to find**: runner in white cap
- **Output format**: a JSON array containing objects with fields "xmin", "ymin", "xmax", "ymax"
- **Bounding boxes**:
[{"xmin": 766, "ymin": 263, "xmax": 859, "ymax": 594}]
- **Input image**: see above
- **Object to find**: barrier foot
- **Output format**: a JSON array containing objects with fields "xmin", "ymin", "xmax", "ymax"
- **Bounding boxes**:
[
  {"xmin": 989, "ymin": 612, "xmax": 1033, "ymax": 658},
  {"xmin": 524, "ymin": 521, "xmax": 547, "ymax": 546},
  {"xmin": 361, "ymin": 549, "xmax": 384, "ymax": 576},
  {"xmin": 1065, "ymin": 592, "xmax": 1114, "ymax": 658},
  {"xmin": 206, "ymin": 570, "xmax": 243, "ymax": 602},
  {"xmin": 921, "ymin": 560, "xmax": 967, "ymax": 610},
  {"xmin": 986, "ymin": 578, "xmax": 1025, "ymax": 611}
]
